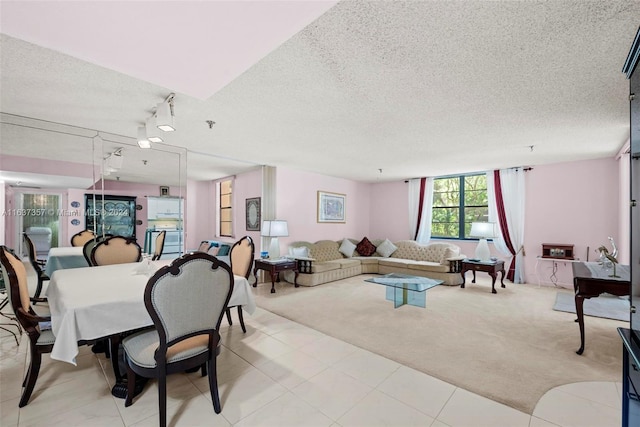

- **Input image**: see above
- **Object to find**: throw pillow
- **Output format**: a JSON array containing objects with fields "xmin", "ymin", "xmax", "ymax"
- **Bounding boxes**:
[
  {"xmin": 339, "ymin": 239, "xmax": 357, "ymax": 258},
  {"xmin": 376, "ymin": 239, "xmax": 398, "ymax": 258},
  {"xmin": 440, "ymin": 247, "xmax": 460, "ymax": 265},
  {"xmin": 290, "ymin": 246, "xmax": 310, "ymax": 258},
  {"xmin": 356, "ymin": 237, "xmax": 377, "ymax": 257},
  {"xmin": 208, "ymin": 246, "xmax": 220, "ymax": 256}
]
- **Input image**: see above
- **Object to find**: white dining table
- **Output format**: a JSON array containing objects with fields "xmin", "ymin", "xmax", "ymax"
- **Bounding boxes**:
[
  {"xmin": 45, "ymin": 246, "xmax": 89, "ymax": 276},
  {"xmin": 46, "ymin": 260, "xmax": 256, "ymax": 365}
]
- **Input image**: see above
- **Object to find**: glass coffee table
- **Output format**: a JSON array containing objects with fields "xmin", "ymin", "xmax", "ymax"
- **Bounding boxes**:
[{"xmin": 365, "ymin": 273, "xmax": 443, "ymax": 308}]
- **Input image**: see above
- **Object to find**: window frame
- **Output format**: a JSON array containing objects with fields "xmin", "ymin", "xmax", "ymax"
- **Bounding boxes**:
[{"xmin": 430, "ymin": 173, "xmax": 488, "ymax": 241}]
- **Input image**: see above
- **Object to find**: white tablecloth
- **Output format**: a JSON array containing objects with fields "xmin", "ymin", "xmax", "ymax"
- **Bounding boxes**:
[
  {"xmin": 45, "ymin": 247, "xmax": 88, "ymax": 276},
  {"xmin": 46, "ymin": 260, "xmax": 255, "ymax": 365}
]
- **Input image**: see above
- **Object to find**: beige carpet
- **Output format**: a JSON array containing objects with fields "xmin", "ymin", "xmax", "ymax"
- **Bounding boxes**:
[{"xmin": 254, "ymin": 275, "xmax": 625, "ymax": 414}]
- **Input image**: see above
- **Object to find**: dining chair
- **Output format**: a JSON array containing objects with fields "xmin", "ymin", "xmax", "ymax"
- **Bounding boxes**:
[
  {"xmin": 0, "ymin": 246, "xmax": 56, "ymax": 407},
  {"xmin": 70, "ymin": 229, "xmax": 95, "ymax": 247},
  {"xmin": 0, "ymin": 247, "xmax": 22, "ymax": 346},
  {"xmin": 227, "ymin": 236, "xmax": 254, "ymax": 333},
  {"xmin": 90, "ymin": 236, "xmax": 142, "ymax": 266},
  {"xmin": 152, "ymin": 230, "xmax": 166, "ymax": 261},
  {"xmin": 22, "ymin": 233, "xmax": 48, "ymax": 302},
  {"xmin": 122, "ymin": 252, "xmax": 234, "ymax": 427}
]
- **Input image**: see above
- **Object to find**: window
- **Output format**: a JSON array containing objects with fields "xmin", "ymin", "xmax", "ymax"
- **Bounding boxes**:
[
  {"xmin": 218, "ymin": 179, "xmax": 233, "ymax": 237},
  {"xmin": 431, "ymin": 174, "xmax": 488, "ymax": 239}
]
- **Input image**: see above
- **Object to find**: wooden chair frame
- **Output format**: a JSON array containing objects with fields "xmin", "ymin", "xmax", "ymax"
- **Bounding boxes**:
[{"xmin": 227, "ymin": 235, "xmax": 254, "ymax": 333}]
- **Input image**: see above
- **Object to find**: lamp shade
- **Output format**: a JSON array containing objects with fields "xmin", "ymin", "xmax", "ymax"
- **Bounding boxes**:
[
  {"xmin": 261, "ymin": 220, "xmax": 288, "ymax": 237},
  {"xmin": 470, "ymin": 222, "xmax": 496, "ymax": 238}
]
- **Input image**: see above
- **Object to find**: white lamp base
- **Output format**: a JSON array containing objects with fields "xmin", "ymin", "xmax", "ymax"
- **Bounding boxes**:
[
  {"xmin": 269, "ymin": 237, "xmax": 281, "ymax": 259},
  {"xmin": 475, "ymin": 238, "xmax": 491, "ymax": 262}
]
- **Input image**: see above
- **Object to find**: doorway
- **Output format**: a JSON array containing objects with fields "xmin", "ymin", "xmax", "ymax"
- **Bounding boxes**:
[{"xmin": 16, "ymin": 192, "xmax": 62, "ymax": 257}]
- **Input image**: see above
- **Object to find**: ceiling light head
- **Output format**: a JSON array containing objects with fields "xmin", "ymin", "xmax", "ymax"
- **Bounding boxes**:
[
  {"xmin": 145, "ymin": 116, "xmax": 163, "ymax": 143},
  {"xmin": 156, "ymin": 95, "xmax": 176, "ymax": 132},
  {"xmin": 137, "ymin": 126, "xmax": 152, "ymax": 149}
]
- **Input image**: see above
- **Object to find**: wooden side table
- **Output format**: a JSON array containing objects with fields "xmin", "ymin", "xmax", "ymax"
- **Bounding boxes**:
[
  {"xmin": 253, "ymin": 259, "xmax": 299, "ymax": 294},
  {"xmin": 460, "ymin": 259, "xmax": 505, "ymax": 294}
]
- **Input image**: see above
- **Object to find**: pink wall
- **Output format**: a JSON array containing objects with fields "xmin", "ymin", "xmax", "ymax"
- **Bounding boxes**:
[
  {"xmin": 523, "ymin": 157, "xmax": 620, "ymax": 286},
  {"xmin": 367, "ymin": 157, "xmax": 622, "ymax": 287},
  {"xmin": 232, "ymin": 168, "xmax": 263, "ymax": 247},
  {"xmin": 186, "ymin": 180, "xmax": 215, "ymax": 250},
  {"xmin": 0, "ymin": 154, "xmax": 95, "ymax": 179},
  {"xmin": 276, "ymin": 168, "xmax": 372, "ymax": 253}
]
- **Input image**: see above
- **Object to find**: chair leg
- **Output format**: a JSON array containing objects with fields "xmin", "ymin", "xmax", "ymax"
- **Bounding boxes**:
[
  {"xmin": 200, "ymin": 363, "xmax": 207, "ymax": 377},
  {"xmin": 237, "ymin": 306, "xmax": 246, "ymax": 333},
  {"xmin": 158, "ymin": 374, "xmax": 167, "ymax": 427},
  {"xmin": 225, "ymin": 308, "xmax": 232, "ymax": 326},
  {"xmin": 207, "ymin": 356, "xmax": 222, "ymax": 414},
  {"xmin": 19, "ymin": 346, "xmax": 42, "ymax": 407},
  {"xmin": 34, "ymin": 277, "xmax": 43, "ymax": 300}
]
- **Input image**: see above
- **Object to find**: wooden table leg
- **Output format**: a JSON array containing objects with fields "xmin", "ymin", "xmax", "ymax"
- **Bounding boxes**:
[
  {"xmin": 253, "ymin": 266, "xmax": 258, "ymax": 288},
  {"xmin": 489, "ymin": 272, "xmax": 497, "ymax": 294},
  {"xmin": 270, "ymin": 267, "xmax": 276, "ymax": 293},
  {"xmin": 575, "ymin": 294, "xmax": 586, "ymax": 355},
  {"xmin": 460, "ymin": 270, "xmax": 466, "ymax": 288},
  {"xmin": 294, "ymin": 270, "xmax": 299, "ymax": 288},
  {"xmin": 500, "ymin": 268, "xmax": 506, "ymax": 288}
]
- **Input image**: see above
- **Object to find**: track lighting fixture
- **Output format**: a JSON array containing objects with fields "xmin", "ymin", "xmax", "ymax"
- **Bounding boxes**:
[
  {"xmin": 137, "ymin": 126, "xmax": 151, "ymax": 149},
  {"xmin": 145, "ymin": 116, "xmax": 163, "ymax": 143},
  {"xmin": 156, "ymin": 94, "xmax": 176, "ymax": 132}
]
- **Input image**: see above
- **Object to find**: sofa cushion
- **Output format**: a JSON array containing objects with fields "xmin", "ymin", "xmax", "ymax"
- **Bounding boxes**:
[
  {"xmin": 312, "ymin": 261, "xmax": 341, "ymax": 273},
  {"xmin": 440, "ymin": 246, "xmax": 460, "ymax": 265},
  {"xmin": 378, "ymin": 258, "xmax": 412, "ymax": 268},
  {"xmin": 356, "ymin": 237, "xmax": 377, "ymax": 257},
  {"xmin": 376, "ymin": 239, "xmax": 398, "ymax": 257},
  {"xmin": 339, "ymin": 239, "xmax": 357, "ymax": 258},
  {"xmin": 333, "ymin": 258, "xmax": 361, "ymax": 268},
  {"xmin": 289, "ymin": 246, "xmax": 310, "ymax": 258},
  {"xmin": 309, "ymin": 240, "xmax": 343, "ymax": 262},
  {"xmin": 407, "ymin": 261, "xmax": 450, "ymax": 273}
]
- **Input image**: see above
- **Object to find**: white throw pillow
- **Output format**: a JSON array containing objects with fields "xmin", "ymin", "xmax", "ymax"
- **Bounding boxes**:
[
  {"xmin": 376, "ymin": 239, "xmax": 398, "ymax": 258},
  {"xmin": 339, "ymin": 239, "xmax": 357, "ymax": 258},
  {"xmin": 289, "ymin": 246, "xmax": 309, "ymax": 258}
]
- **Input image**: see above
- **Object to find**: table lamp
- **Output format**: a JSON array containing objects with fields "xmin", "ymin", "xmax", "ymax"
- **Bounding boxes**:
[
  {"xmin": 470, "ymin": 222, "xmax": 496, "ymax": 262},
  {"xmin": 261, "ymin": 220, "xmax": 288, "ymax": 259}
]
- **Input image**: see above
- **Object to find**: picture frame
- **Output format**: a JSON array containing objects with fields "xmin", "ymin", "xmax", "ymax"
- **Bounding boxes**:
[
  {"xmin": 159, "ymin": 186, "xmax": 170, "ymax": 197},
  {"xmin": 317, "ymin": 191, "xmax": 346, "ymax": 223},
  {"xmin": 246, "ymin": 197, "xmax": 261, "ymax": 231}
]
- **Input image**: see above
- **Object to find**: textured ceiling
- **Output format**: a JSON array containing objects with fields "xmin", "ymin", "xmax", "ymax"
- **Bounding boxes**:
[{"xmin": 1, "ymin": 1, "xmax": 639, "ymax": 187}]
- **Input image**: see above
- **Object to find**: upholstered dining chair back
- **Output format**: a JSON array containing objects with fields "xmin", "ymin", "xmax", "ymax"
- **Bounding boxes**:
[
  {"xmin": 71, "ymin": 229, "xmax": 95, "ymax": 247},
  {"xmin": 82, "ymin": 239, "xmax": 100, "ymax": 266},
  {"xmin": 0, "ymin": 246, "xmax": 56, "ymax": 407},
  {"xmin": 152, "ymin": 230, "xmax": 166, "ymax": 261},
  {"xmin": 91, "ymin": 236, "xmax": 142, "ymax": 266},
  {"xmin": 229, "ymin": 236, "xmax": 254, "ymax": 279},
  {"xmin": 121, "ymin": 253, "xmax": 234, "ymax": 426},
  {"xmin": 22, "ymin": 233, "xmax": 48, "ymax": 300}
]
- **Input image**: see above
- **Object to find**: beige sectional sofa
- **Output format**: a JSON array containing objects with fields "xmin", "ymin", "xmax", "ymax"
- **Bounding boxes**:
[{"xmin": 282, "ymin": 238, "xmax": 465, "ymax": 287}]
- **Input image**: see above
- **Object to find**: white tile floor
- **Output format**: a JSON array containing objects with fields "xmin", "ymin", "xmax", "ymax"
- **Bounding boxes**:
[{"xmin": 0, "ymin": 307, "xmax": 623, "ymax": 427}]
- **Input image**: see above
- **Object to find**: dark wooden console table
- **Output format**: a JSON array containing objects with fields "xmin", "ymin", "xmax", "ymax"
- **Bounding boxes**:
[
  {"xmin": 460, "ymin": 259, "xmax": 505, "ymax": 294},
  {"xmin": 253, "ymin": 259, "xmax": 299, "ymax": 294},
  {"xmin": 572, "ymin": 262, "xmax": 630, "ymax": 355}
]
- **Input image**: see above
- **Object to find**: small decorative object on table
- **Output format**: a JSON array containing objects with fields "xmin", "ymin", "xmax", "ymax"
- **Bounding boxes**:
[{"xmin": 597, "ymin": 237, "xmax": 619, "ymax": 278}]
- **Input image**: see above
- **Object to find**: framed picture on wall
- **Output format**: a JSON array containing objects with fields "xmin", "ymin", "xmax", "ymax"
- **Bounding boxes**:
[
  {"xmin": 246, "ymin": 197, "xmax": 261, "ymax": 231},
  {"xmin": 317, "ymin": 191, "xmax": 346, "ymax": 223},
  {"xmin": 159, "ymin": 186, "xmax": 170, "ymax": 197}
]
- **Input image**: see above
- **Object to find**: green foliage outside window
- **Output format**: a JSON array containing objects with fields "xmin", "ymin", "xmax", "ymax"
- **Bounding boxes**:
[{"xmin": 431, "ymin": 174, "xmax": 488, "ymax": 239}]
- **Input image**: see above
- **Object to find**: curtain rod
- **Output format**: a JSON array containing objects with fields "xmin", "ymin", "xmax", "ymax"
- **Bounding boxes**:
[{"xmin": 404, "ymin": 167, "xmax": 534, "ymax": 182}]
